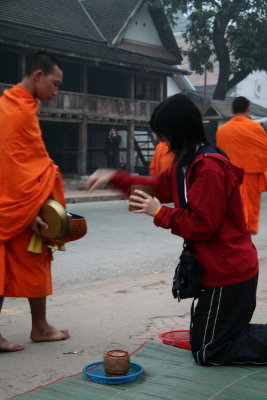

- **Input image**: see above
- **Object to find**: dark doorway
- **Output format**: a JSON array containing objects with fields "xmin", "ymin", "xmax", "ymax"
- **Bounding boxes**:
[{"xmin": 41, "ymin": 121, "xmax": 79, "ymax": 174}]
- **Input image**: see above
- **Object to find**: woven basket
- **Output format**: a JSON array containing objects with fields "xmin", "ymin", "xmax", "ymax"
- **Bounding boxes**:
[{"xmin": 104, "ymin": 350, "xmax": 130, "ymax": 376}]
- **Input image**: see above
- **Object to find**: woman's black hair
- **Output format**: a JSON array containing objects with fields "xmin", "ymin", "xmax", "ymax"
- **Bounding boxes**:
[{"xmin": 150, "ymin": 93, "xmax": 227, "ymax": 166}]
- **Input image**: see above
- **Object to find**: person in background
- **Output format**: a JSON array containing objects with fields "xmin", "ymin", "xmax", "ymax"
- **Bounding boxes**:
[
  {"xmin": 0, "ymin": 51, "xmax": 70, "ymax": 351},
  {"xmin": 149, "ymin": 141, "xmax": 175, "ymax": 176},
  {"xmin": 216, "ymin": 96, "xmax": 267, "ymax": 234},
  {"xmin": 86, "ymin": 93, "xmax": 267, "ymax": 365},
  {"xmin": 104, "ymin": 127, "xmax": 121, "ymax": 169}
]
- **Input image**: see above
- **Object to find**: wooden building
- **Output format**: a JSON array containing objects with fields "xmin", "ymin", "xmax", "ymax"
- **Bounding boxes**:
[{"xmin": 0, "ymin": 0, "xmax": 187, "ymax": 175}]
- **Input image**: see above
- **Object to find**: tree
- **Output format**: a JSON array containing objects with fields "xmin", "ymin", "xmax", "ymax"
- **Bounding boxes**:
[{"xmin": 147, "ymin": 0, "xmax": 267, "ymax": 100}]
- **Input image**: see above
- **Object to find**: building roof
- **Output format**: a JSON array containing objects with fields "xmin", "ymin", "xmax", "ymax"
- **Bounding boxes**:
[
  {"xmin": 175, "ymin": 34, "xmax": 219, "ymax": 86},
  {"xmin": 81, "ymin": 0, "xmax": 142, "ymax": 44},
  {"xmin": 0, "ymin": 0, "xmax": 103, "ymax": 42},
  {"xmin": 0, "ymin": 25, "xmax": 184, "ymax": 75},
  {"xmin": 202, "ymin": 98, "xmax": 267, "ymax": 120},
  {"xmin": 149, "ymin": 7, "xmax": 182, "ymax": 63},
  {"xmin": 181, "ymin": 90, "xmax": 267, "ymax": 119},
  {"xmin": 0, "ymin": 0, "xmax": 184, "ymax": 74}
]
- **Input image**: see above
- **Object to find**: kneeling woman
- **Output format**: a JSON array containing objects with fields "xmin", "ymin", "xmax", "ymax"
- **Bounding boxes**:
[{"xmin": 86, "ymin": 93, "xmax": 267, "ymax": 365}]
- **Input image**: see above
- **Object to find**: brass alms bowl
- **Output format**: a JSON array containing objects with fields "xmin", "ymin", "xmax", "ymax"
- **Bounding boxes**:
[{"xmin": 40, "ymin": 199, "xmax": 87, "ymax": 242}]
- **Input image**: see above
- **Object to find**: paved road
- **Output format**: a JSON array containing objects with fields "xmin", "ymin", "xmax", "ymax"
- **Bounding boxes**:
[
  {"xmin": 53, "ymin": 200, "xmax": 182, "ymax": 294},
  {"xmin": 53, "ymin": 193, "xmax": 267, "ymax": 294}
]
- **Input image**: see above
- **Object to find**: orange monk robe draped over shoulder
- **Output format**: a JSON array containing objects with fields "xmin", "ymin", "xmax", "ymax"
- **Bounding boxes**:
[
  {"xmin": 0, "ymin": 84, "xmax": 65, "ymax": 297},
  {"xmin": 0, "ymin": 84, "xmax": 65, "ymax": 243},
  {"xmin": 149, "ymin": 141, "xmax": 175, "ymax": 176},
  {"xmin": 216, "ymin": 116, "xmax": 267, "ymax": 233}
]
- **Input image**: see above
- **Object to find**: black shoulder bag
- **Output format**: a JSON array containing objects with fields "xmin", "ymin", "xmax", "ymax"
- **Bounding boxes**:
[
  {"xmin": 172, "ymin": 241, "xmax": 201, "ymax": 302},
  {"xmin": 172, "ymin": 146, "xmax": 218, "ymax": 302}
]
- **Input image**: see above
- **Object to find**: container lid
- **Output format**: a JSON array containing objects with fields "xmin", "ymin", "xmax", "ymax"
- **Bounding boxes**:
[{"xmin": 40, "ymin": 199, "xmax": 69, "ymax": 239}]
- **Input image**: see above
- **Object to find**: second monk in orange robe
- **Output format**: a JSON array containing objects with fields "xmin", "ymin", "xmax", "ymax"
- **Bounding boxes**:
[
  {"xmin": 216, "ymin": 96, "xmax": 267, "ymax": 234},
  {"xmin": 149, "ymin": 141, "xmax": 175, "ymax": 176}
]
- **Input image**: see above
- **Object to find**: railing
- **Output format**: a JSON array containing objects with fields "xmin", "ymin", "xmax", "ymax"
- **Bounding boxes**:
[{"xmin": 0, "ymin": 83, "xmax": 158, "ymax": 123}]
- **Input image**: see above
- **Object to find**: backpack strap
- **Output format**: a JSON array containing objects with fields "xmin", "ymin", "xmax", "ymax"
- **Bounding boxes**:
[{"xmin": 177, "ymin": 145, "xmax": 218, "ymax": 209}]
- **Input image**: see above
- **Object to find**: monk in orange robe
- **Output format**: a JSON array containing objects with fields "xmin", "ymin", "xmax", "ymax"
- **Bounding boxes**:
[
  {"xmin": 0, "ymin": 51, "xmax": 69, "ymax": 351},
  {"xmin": 149, "ymin": 141, "xmax": 175, "ymax": 176},
  {"xmin": 216, "ymin": 96, "xmax": 267, "ymax": 234}
]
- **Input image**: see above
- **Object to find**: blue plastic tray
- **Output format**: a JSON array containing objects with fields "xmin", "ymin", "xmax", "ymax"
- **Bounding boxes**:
[{"xmin": 83, "ymin": 361, "xmax": 144, "ymax": 384}]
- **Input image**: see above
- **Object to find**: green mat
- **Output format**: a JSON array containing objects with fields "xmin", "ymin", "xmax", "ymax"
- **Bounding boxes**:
[{"xmin": 11, "ymin": 341, "xmax": 267, "ymax": 399}]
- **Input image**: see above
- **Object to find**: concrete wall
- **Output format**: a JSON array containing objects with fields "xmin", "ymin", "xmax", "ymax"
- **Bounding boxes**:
[
  {"xmin": 124, "ymin": 6, "xmax": 162, "ymax": 46},
  {"xmin": 229, "ymin": 71, "xmax": 267, "ymax": 108}
]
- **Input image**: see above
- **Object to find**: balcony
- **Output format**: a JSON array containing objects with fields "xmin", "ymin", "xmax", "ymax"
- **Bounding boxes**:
[{"xmin": 0, "ymin": 84, "xmax": 158, "ymax": 124}]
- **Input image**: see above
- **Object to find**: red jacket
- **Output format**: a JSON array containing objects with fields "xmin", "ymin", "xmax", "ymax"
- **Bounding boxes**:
[{"xmin": 111, "ymin": 153, "xmax": 258, "ymax": 287}]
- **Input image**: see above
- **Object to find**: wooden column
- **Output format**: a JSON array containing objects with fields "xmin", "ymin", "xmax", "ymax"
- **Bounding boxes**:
[
  {"xmin": 159, "ymin": 77, "xmax": 164, "ymax": 101},
  {"xmin": 77, "ymin": 65, "xmax": 88, "ymax": 175},
  {"xmin": 81, "ymin": 65, "xmax": 87, "ymax": 93},
  {"xmin": 127, "ymin": 74, "xmax": 135, "ymax": 172},
  {"xmin": 127, "ymin": 121, "xmax": 135, "ymax": 172},
  {"xmin": 19, "ymin": 54, "xmax": 26, "ymax": 80},
  {"xmin": 130, "ymin": 72, "xmax": 135, "ymax": 98},
  {"xmin": 78, "ymin": 118, "xmax": 87, "ymax": 175}
]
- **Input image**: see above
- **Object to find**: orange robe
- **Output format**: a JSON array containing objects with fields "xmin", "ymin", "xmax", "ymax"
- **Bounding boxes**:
[
  {"xmin": 216, "ymin": 116, "xmax": 267, "ymax": 234},
  {"xmin": 0, "ymin": 84, "xmax": 65, "ymax": 297},
  {"xmin": 149, "ymin": 141, "xmax": 175, "ymax": 176}
]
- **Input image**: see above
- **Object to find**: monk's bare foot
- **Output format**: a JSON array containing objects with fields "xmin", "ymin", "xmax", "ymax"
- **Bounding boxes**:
[
  {"xmin": 30, "ymin": 325, "xmax": 70, "ymax": 342},
  {"xmin": 0, "ymin": 334, "xmax": 24, "ymax": 352}
]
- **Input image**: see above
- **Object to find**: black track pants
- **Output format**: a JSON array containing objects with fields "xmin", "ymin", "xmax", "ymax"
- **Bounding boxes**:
[{"xmin": 191, "ymin": 274, "xmax": 267, "ymax": 365}]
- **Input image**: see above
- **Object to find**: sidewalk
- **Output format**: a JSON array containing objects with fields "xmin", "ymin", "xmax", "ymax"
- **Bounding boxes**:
[
  {"xmin": 64, "ymin": 187, "xmax": 125, "ymax": 204},
  {"xmin": 1, "ymin": 272, "xmax": 191, "ymax": 400}
]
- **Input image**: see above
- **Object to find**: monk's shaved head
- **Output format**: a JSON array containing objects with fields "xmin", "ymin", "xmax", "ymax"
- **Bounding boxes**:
[
  {"xmin": 232, "ymin": 96, "xmax": 250, "ymax": 114},
  {"xmin": 25, "ymin": 51, "xmax": 62, "ymax": 76}
]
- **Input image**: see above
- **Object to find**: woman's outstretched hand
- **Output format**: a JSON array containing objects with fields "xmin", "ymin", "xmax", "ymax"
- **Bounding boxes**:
[
  {"xmin": 86, "ymin": 168, "xmax": 116, "ymax": 193},
  {"xmin": 129, "ymin": 190, "xmax": 161, "ymax": 217}
]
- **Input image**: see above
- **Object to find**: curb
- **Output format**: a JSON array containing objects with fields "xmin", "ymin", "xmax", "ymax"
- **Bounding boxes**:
[{"xmin": 66, "ymin": 193, "xmax": 125, "ymax": 204}]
